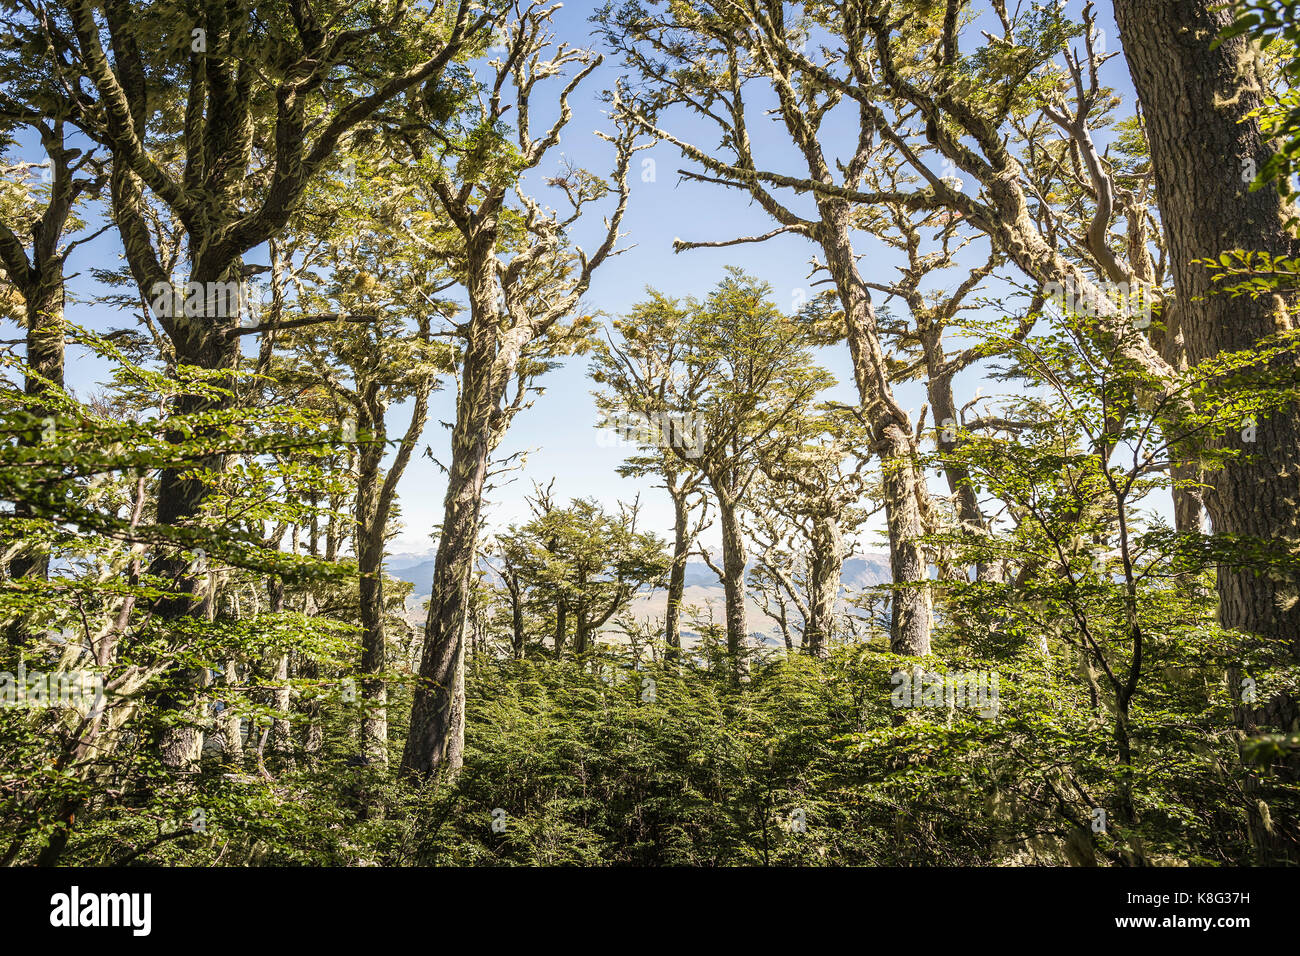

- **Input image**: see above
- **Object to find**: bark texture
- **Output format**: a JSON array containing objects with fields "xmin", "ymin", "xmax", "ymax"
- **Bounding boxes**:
[
  {"xmin": 1114, "ymin": 0, "xmax": 1300, "ymax": 863},
  {"xmin": 716, "ymin": 496, "xmax": 750, "ymax": 663},
  {"xmin": 401, "ymin": 230, "xmax": 503, "ymax": 778},
  {"xmin": 802, "ymin": 514, "xmax": 844, "ymax": 658},
  {"xmin": 818, "ymin": 209, "xmax": 932, "ymax": 655}
]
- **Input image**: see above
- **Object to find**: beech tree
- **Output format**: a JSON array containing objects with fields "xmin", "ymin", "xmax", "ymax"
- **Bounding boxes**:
[
  {"xmin": 497, "ymin": 495, "xmax": 668, "ymax": 657},
  {"xmin": 0, "ymin": 104, "xmax": 105, "ymax": 638},
  {"xmin": 1113, "ymin": 0, "xmax": 1300, "ymax": 863},
  {"xmin": 598, "ymin": 0, "xmax": 937, "ymax": 654},
  {"xmin": 592, "ymin": 291, "xmax": 708, "ymax": 658},
  {"xmin": 595, "ymin": 272, "xmax": 833, "ymax": 671},
  {"xmin": 748, "ymin": 411, "xmax": 872, "ymax": 657},
  {"xmin": 4, "ymin": 0, "xmax": 1299, "ymax": 874},
  {"xmin": 16, "ymin": 0, "xmax": 491, "ymax": 768},
  {"xmin": 400, "ymin": 1, "xmax": 640, "ymax": 778}
]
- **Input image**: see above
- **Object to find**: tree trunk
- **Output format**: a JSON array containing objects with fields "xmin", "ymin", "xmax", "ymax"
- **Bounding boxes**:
[
  {"xmin": 664, "ymin": 486, "xmax": 690, "ymax": 658},
  {"xmin": 400, "ymin": 243, "xmax": 500, "ymax": 779},
  {"xmin": 1114, "ymin": 0, "xmax": 1300, "ymax": 863},
  {"xmin": 266, "ymin": 576, "xmax": 293, "ymax": 762},
  {"xmin": 1170, "ymin": 461, "xmax": 1206, "ymax": 535},
  {"xmin": 928, "ymin": 366, "xmax": 1000, "ymax": 582},
  {"xmin": 219, "ymin": 658, "xmax": 243, "ymax": 761},
  {"xmin": 878, "ymin": 423, "xmax": 933, "ymax": 655},
  {"xmin": 156, "ymin": 570, "xmax": 219, "ymax": 772},
  {"xmin": 716, "ymin": 495, "xmax": 749, "ymax": 665},
  {"xmin": 399, "ymin": 418, "xmax": 481, "ymax": 776},
  {"xmin": 506, "ymin": 571, "xmax": 526, "ymax": 659},
  {"xmin": 1115, "ymin": 0, "xmax": 1300, "ymax": 640},
  {"xmin": 818, "ymin": 207, "xmax": 932, "ymax": 654},
  {"xmin": 148, "ymin": 269, "xmax": 243, "ymax": 769},
  {"xmin": 574, "ymin": 599, "xmax": 591, "ymax": 656},
  {"xmin": 553, "ymin": 601, "xmax": 568, "ymax": 655},
  {"xmin": 356, "ymin": 421, "xmax": 389, "ymax": 767},
  {"xmin": 803, "ymin": 514, "xmax": 843, "ymax": 658}
]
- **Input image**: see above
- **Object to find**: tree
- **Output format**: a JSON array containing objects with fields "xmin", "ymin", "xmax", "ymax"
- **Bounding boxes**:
[
  {"xmin": 937, "ymin": 296, "xmax": 1294, "ymax": 863},
  {"xmin": 592, "ymin": 291, "xmax": 708, "ymax": 659},
  {"xmin": 599, "ymin": 0, "xmax": 936, "ymax": 654},
  {"xmin": 0, "ymin": 332, "xmax": 352, "ymax": 864},
  {"xmin": 400, "ymin": 1, "xmax": 641, "ymax": 778},
  {"xmin": 1112, "ymin": 0, "xmax": 1300, "ymax": 639},
  {"xmin": 498, "ymin": 495, "xmax": 668, "ymax": 657},
  {"xmin": 855, "ymin": 154, "xmax": 1008, "ymax": 582},
  {"xmin": 1114, "ymin": 0, "xmax": 1300, "ymax": 862},
  {"xmin": 19, "ymin": 0, "xmax": 488, "ymax": 768},
  {"xmin": 748, "ymin": 411, "xmax": 873, "ymax": 658},
  {"xmin": 270, "ymin": 142, "xmax": 457, "ymax": 766},
  {"xmin": 0, "ymin": 102, "xmax": 105, "ymax": 633},
  {"xmin": 595, "ymin": 272, "xmax": 833, "ymax": 671}
]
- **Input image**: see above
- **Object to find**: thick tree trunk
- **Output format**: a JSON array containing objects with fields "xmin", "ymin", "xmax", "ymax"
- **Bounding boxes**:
[
  {"xmin": 400, "ymin": 245, "xmax": 500, "ymax": 780},
  {"xmin": 818, "ymin": 208, "xmax": 932, "ymax": 655},
  {"xmin": 803, "ymin": 514, "xmax": 843, "ymax": 658},
  {"xmin": 149, "ymin": 269, "xmax": 242, "ymax": 770},
  {"xmin": 397, "ymin": 455, "xmax": 480, "ymax": 780},
  {"xmin": 1114, "ymin": 0, "xmax": 1300, "ymax": 863},
  {"xmin": 574, "ymin": 599, "xmax": 591, "ymax": 656},
  {"xmin": 156, "ymin": 673, "xmax": 207, "ymax": 772},
  {"xmin": 1114, "ymin": 0, "xmax": 1300, "ymax": 640},
  {"xmin": 1170, "ymin": 461, "xmax": 1206, "ymax": 535},
  {"xmin": 154, "ymin": 572, "xmax": 219, "ymax": 772},
  {"xmin": 399, "ymin": 409, "xmax": 483, "ymax": 777}
]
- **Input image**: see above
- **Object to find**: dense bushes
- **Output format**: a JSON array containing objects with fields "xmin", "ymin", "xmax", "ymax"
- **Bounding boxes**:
[{"xmin": 15, "ymin": 632, "xmax": 1258, "ymax": 867}]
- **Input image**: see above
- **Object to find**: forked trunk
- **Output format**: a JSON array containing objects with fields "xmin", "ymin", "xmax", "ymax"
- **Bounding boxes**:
[{"xmin": 818, "ymin": 206, "xmax": 932, "ymax": 655}]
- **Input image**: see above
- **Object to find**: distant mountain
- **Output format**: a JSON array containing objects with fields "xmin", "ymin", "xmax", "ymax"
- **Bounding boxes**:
[
  {"xmin": 840, "ymin": 554, "xmax": 892, "ymax": 589},
  {"xmin": 386, "ymin": 552, "xmax": 894, "ymax": 637},
  {"xmin": 389, "ymin": 559, "xmax": 438, "ymax": 596}
]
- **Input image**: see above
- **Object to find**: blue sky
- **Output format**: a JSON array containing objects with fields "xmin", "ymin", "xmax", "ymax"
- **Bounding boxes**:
[{"xmin": 12, "ymin": 1, "xmax": 1141, "ymax": 557}]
